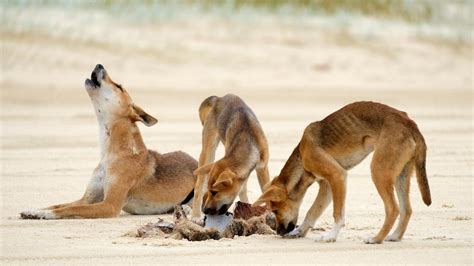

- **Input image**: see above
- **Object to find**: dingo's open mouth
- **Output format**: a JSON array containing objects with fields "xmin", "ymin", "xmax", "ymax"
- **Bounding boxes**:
[{"xmin": 85, "ymin": 64, "xmax": 103, "ymax": 90}]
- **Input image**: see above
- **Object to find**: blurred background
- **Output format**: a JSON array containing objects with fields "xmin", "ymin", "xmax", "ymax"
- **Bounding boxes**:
[
  {"xmin": 2, "ymin": 0, "xmax": 471, "ymax": 93},
  {"xmin": 1, "ymin": 0, "xmax": 472, "ymax": 218}
]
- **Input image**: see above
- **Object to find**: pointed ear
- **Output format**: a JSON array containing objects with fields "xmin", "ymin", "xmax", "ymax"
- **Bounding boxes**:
[
  {"xmin": 193, "ymin": 163, "xmax": 214, "ymax": 176},
  {"xmin": 132, "ymin": 104, "xmax": 158, "ymax": 127},
  {"xmin": 252, "ymin": 186, "xmax": 285, "ymax": 207},
  {"xmin": 212, "ymin": 170, "xmax": 235, "ymax": 190}
]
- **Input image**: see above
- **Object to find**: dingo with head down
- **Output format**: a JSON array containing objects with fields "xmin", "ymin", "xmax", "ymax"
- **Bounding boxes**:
[
  {"xmin": 21, "ymin": 64, "xmax": 197, "ymax": 219},
  {"xmin": 191, "ymin": 94, "xmax": 270, "ymax": 221},
  {"xmin": 254, "ymin": 102, "xmax": 431, "ymax": 244}
]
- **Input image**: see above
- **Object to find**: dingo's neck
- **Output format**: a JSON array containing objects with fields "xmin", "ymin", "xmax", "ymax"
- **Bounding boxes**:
[
  {"xmin": 96, "ymin": 114, "xmax": 109, "ymax": 158},
  {"xmin": 97, "ymin": 117, "xmax": 147, "ymax": 160},
  {"xmin": 277, "ymin": 144, "xmax": 315, "ymax": 199}
]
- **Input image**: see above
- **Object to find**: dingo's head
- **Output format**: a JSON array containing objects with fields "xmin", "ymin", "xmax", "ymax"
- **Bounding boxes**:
[
  {"xmin": 193, "ymin": 160, "xmax": 246, "ymax": 215},
  {"xmin": 84, "ymin": 64, "xmax": 157, "ymax": 127},
  {"xmin": 253, "ymin": 181, "xmax": 300, "ymax": 236}
]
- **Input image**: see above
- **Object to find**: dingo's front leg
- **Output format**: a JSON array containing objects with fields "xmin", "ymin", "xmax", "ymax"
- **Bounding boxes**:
[
  {"xmin": 21, "ymin": 165, "xmax": 105, "ymax": 219},
  {"xmin": 256, "ymin": 165, "xmax": 270, "ymax": 191},
  {"xmin": 192, "ymin": 124, "xmax": 219, "ymax": 222},
  {"xmin": 300, "ymin": 146, "xmax": 347, "ymax": 243},
  {"xmin": 286, "ymin": 179, "xmax": 332, "ymax": 238},
  {"xmin": 46, "ymin": 165, "xmax": 105, "ymax": 210},
  {"xmin": 51, "ymin": 175, "xmax": 131, "ymax": 219},
  {"xmin": 22, "ymin": 174, "xmax": 131, "ymax": 219}
]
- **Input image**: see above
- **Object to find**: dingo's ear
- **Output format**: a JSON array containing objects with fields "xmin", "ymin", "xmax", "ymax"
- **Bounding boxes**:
[
  {"xmin": 193, "ymin": 163, "xmax": 214, "ymax": 176},
  {"xmin": 252, "ymin": 186, "xmax": 285, "ymax": 207},
  {"xmin": 212, "ymin": 170, "xmax": 235, "ymax": 190},
  {"xmin": 132, "ymin": 104, "xmax": 158, "ymax": 127}
]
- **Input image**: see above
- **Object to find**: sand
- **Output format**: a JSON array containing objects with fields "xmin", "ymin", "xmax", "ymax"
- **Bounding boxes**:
[{"xmin": 1, "ymin": 4, "xmax": 473, "ymax": 265}]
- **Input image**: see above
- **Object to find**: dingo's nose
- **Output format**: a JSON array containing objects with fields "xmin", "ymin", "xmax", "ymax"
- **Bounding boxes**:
[
  {"xmin": 93, "ymin": 64, "xmax": 104, "ymax": 75},
  {"xmin": 202, "ymin": 207, "xmax": 212, "ymax": 215}
]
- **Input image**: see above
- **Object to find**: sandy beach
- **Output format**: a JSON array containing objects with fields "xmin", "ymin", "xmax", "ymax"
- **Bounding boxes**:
[{"xmin": 1, "ymin": 2, "xmax": 472, "ymax": 264}]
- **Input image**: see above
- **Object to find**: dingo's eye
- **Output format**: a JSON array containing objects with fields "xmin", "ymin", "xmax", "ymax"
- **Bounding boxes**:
[
  {"xmin": 273, "ymin": 210, "xmax": 278, "ymax": 215},
  {"xmin": 210, "ymin": 191, "xmax": 218, "ymax": 196},
  {"xmin": 116, "ymin": 84, "xmax": 123, "ymax": 92}
]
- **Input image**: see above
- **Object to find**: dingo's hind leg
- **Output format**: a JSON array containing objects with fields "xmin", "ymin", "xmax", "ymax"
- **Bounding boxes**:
[
  {"xmin": 366, "ymin": 128, "xmax": 415, "ymax": 244},
  {"xmin": 386, "ymin": 161, "xmax": 415, "ymax": 242}
]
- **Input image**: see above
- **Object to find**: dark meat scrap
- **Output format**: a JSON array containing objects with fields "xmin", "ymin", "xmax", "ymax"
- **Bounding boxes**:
[{"xmin": 233, "ymin": 201, "xmax": 267, "ymax": 220}]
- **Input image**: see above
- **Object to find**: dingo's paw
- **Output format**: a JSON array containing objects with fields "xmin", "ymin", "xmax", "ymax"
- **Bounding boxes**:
[
  {"xmin": 315, "ymin": 232, "xmax": 337, "ymax": 243},
  {"xmin": 364, "ymin": 237, "xmax": 383, "ymax": 244},
  {"xmin": 284, "ymin": 227, "xmax": 307, "ymax": 239},
  {"xmin": 385, "ymin": 234, "xmax": 402, "ymax": 242},
  {"xmin": 191, "ymin": 216, "xmax": 205, "ymax": 226},
  {"xmin": 20, "ymin": 209, "xmax": 55, "ymax": 220},
  {"xmin": 181, "ymin": 205, "xmax": 192, "ymax": 216}
]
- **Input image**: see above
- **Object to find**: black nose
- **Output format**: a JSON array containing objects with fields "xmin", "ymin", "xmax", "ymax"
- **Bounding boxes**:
[
  {"xmin": 218, "ymin": 204, "xmax": 229, "ymax": 215},
  {"xmin": 96, "ymin": 64, "xmax": 104, "ymax": 69},
  {"xmin": 287, "ymin": 222, "xmax": 295, "ymax": 232},
  {"xmin": 203, "ymin": 208, "xmax": 218, "ymax": 215},
  {"xmin": 277, "ymin": 225, "xmax": 287, "ymax": 236},
  {"xmin": 276, "ymin": 222, "xmax": 296, "ymax": 236}
]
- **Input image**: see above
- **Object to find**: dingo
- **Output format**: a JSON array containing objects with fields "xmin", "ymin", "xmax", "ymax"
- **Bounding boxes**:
[
  {"xmin": 254, "ymin": 101, "xmax": 431, "ymax": 244},
  {"xmin": 192, "ymin": 94, "xmax": 270, "ymax": 221},
  {"xmin": 21, "ymin": 64, "xmax": 197, "ymax": 219}
]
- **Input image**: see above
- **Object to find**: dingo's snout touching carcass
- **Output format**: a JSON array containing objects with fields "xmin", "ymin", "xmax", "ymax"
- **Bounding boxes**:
[
  {"xmin": 191, "ymin": 94, "xmax": 271, "ymax": 223},
  {"xmin": 254, "ymin": 101, "xmax": 431, "ymax": 244}
]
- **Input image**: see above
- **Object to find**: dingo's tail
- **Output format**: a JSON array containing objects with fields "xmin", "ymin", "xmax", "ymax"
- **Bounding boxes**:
[
  {"xmin": 413, "ymin": 131, "xmax": 431, "ymax": 206},
  {"xmin": 198, "ymin": 96, "xmax": 218, "ymax": 125}
]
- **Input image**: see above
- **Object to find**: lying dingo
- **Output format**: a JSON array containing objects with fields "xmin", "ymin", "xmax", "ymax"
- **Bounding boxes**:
[
  {"xmin": 21, "ymin": 64, "xmax": 197, "ymax": 219},
  {"xmin": 254, "ymin": 101, "xmax": 431, "ymax": 244}
]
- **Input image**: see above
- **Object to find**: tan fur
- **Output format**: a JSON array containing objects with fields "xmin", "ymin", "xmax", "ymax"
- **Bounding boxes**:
[
  {"xmin": 20, "ymin": 64, "xmax": 197, "ymax": 219},
  {"xmin": 191, "ymin": 94, "xmax": 270, "ymax": 219},
  {"xmin": 254, "ymin": 101, "xmax": 431, "ymax": 244}
]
